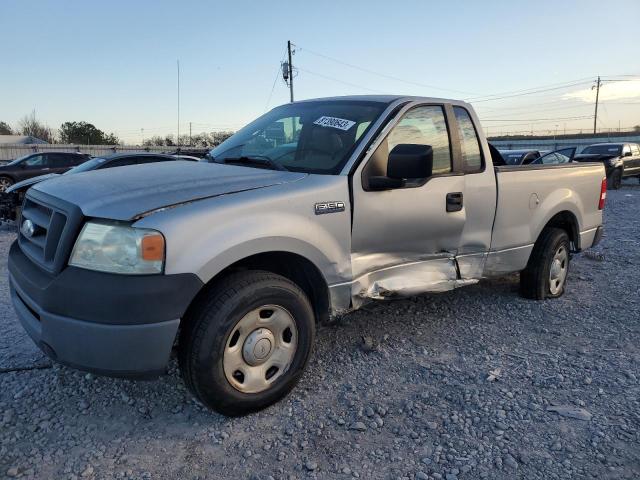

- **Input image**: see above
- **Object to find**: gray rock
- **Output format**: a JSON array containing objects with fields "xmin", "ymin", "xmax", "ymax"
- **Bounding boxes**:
[
  {"xmin": 350, "ymin": 421, "xmax": 367, "ymax": 432},
  {"xmin": 546, "ymin": 405, "xmax": 593, "ymax": 421}
]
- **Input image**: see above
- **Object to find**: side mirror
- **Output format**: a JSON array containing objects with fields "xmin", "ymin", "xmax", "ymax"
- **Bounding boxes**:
[
  {"xmin": 388, "ymin": 144, "xmax": 433, "ymax": 179},
  {"xmin": 368, "ymin": 144, "xmax": 433, "ymax": 191},
  {"xmin": 624, "ymin": 151, "xmax": 632, "ymax": 157}
]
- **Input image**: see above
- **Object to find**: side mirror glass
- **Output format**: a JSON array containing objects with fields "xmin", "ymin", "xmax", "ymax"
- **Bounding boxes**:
[
  {"xmin": 624, "ymin": 151, "xmax": 632, "ymax": 157},
  {"xmin": 387, "ymin": 144, "xmax": 433, "ymax": 179}
]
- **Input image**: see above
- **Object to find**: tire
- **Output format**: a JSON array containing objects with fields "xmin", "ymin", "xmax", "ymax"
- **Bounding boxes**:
[
  {"xmin": 520, "ymin": 228, "xmax": 570, "ymax": 300},
  {"xmin": 178, "ymin": 270, "xmax": 315, "ymax": 416},
  {"xmin": 0, "ymin": 176, "xmax": 13, "ymax": 193},
  {"xmin": 607, "ymin": 169, "xmax": 622, "ymax": 190}
]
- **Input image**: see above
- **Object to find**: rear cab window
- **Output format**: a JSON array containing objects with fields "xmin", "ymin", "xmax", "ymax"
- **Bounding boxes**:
[{"xmin": 452, "ymin": 106, "xmax": 483, "ymax": 172}]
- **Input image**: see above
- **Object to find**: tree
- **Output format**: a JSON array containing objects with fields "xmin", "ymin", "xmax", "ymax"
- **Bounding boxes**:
[
  {"xmin": 18, "ymin": 111, "xmax": 54, "ymax": 143},
  {"xmin": 60, "ymin": 121, "xmax": 120, "ymax": 145},
  {"xmin": 634, "ymin": 125, "xmax": 640, "ymax": 133},
  {"xmin": 58, "ymin": 121, "xmax": 120, "ymax": 145},
  {"xmin": 0, "ymin": 121, "xmax": 13, "ymax": 135}
]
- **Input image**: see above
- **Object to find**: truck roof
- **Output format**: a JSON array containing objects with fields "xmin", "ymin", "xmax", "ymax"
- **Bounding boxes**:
[{"xmin": 297, "ymin": 94, "xmax": 469, "ymax": 107}]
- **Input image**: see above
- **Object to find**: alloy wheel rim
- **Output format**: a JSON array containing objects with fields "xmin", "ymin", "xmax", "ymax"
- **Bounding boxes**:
[
  {"xmin": 223, "ymin": 305, "xmax": 298, "ymax": 394},
  {"xmin": 549, "ymin": 245, "xmax": 568, "ymax": 295}
]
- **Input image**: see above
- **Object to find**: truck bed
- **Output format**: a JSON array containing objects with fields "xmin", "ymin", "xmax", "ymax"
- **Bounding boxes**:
[{"xmin": 485, "ymin": 162, "xmax": 605, "ymax": 275}]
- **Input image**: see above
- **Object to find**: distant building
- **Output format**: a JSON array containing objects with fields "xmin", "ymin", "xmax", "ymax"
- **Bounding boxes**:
[{"xmin": 0, "ymin": 135, "xmax": 49, "ymax": 145}]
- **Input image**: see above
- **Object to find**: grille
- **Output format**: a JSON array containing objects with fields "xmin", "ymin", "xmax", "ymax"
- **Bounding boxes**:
[
  {"xmin": 19, "ymin": 197, "xmax": 68, "ymax": 272},
  {"xmin": 17, "ymin": 191, "xmax": 85, "ymax": 274}
]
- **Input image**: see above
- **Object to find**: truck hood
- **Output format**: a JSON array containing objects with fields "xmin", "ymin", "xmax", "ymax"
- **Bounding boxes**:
[{"xmin": 32, "ymin": 161, "xmax": 307, "ymax": 221}]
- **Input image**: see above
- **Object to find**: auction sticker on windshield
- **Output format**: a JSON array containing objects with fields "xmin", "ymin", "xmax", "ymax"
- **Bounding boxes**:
[{"xmin": 313, "ymin": 116, "xmax": 356, "ymax": 131}]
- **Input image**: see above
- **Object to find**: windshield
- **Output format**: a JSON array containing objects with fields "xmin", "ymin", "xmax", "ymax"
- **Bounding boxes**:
[
  {"xmin": 209, "ymin": 100, "xmax": 387, "ymax": 174},
  {"xmin": 581, "ymin": 145, "xmax": 621, "ymax": 155},
  {"xmin": 65, "ymin": 157, "xmax": 107, "ymax": 174}
]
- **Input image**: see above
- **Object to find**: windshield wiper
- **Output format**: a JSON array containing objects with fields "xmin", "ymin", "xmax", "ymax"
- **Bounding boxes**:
[{"xmin": 218, "ymin": 155, "xmax": 288, "ymax": 172}]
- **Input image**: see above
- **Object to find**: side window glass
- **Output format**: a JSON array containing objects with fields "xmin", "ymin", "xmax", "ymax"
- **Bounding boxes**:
[
  {"xmin": 387, "ymin": 105, "xmax": 451, "ymax": 174},
  {"xmin": 631, "ymin": 144, "xmax": 640, "ymax": 156},
  {"xmin": 48, "ymin": 154, "xmax": 67, "ymax": 167},
  {"xmin": 24, "ymin": 155, "xmax": 45, "ymax": 167},
  {"xmin": 622, "ymin": 145, "xmax": 631, "ymax": 156},
  {"xmin": 453, "ymin": 106, "xmax": 483, "ymax": 172}
]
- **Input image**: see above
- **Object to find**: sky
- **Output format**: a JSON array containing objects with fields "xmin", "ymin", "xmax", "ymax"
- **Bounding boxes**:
[{"xmin": 1, "ymin": 0, "xmax": 639, "ymax": 143}]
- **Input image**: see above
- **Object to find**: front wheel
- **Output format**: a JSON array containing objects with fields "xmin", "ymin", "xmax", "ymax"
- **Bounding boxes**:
[
  {"xmin": 178, "ymin": 271, "xmax": 315, "ymax": 416},
  {"xmin": 520, "ymin": 228, "xmax": 570, "ymax": 300},
  {"xmin": 608, "ymin": 169, "xmax": 622, "ymax": 190},
  {"xmin": 0, "ymin": 176, "xmax": 14, "ymax": 193}
]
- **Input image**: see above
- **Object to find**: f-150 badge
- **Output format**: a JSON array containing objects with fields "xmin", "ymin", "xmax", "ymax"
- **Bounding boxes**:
[{"xmin": 315, "ymin": 201, "xmax": 345, "ymax": 215}]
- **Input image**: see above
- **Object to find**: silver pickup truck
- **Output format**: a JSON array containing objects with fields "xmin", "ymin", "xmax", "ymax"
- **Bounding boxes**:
[{"xmin": 8, "ymin": 96, "xmax": 606, "ymax": 416}]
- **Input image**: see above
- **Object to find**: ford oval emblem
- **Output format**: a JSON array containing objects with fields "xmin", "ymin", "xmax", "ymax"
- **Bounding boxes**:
[{"xmin": 21, "ymin": 219, "xmax": 35, "ymax": 238}]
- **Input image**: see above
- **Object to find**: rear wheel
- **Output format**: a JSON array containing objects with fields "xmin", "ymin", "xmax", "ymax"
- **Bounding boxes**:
[
  {"xmin": 520, "ymin": 228, "xmax": 570, "ymax": 300},
  {"xmin": 0, "ymin": 176, "xmax": 13, "ymax": 193},
  {"xmin": 608, "ymin": 169, "xmax": 622, "ymax": 190},
  {"xmin": 178, "ymin": 271, "xmax": 315, "ymax": 416}
]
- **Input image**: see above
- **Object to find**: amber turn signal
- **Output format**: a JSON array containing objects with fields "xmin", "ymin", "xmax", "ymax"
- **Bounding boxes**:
[{"xmin": 141, "ymin": 234, "xmax": 165, "ymax": 261}]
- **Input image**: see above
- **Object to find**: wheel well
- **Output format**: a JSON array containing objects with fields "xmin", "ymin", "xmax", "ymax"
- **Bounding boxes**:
[
  {"xmin": 541, "ymin": 211, "xmax": 580, "ymax": 251},
  {"xmin": 188, "ymin": 252, "xmax": 331, "ymax": 324}
]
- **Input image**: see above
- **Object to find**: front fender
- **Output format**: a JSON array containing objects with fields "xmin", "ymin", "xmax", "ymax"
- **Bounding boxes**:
[{"xmin": 135, "ymin": 175, "xmax": 353, "ymax": 287}]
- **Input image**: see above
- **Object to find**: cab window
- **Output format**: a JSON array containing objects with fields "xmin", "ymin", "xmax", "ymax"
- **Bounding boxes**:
[
  {"xmin": 362, "ymin": 105, "xmax": 451, "ymax": 187},
  {"xmin": 453, "ymin": 106, "xmax": 483, "ymax": 172}
]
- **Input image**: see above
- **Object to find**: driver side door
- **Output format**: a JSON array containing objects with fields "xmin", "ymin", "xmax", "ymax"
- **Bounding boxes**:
[{"xmin": 350, "ymin": 103, "xmax": 467, "ymax": 300}]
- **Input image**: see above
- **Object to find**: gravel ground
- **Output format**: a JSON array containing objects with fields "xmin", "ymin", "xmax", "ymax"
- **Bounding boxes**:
[{"xmin": 1, "ymin": 182, "xmax": 639, "ymax": 480}]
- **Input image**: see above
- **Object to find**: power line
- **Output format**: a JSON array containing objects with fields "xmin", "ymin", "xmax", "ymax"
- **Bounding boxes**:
[
  {"xmin": 481, "ymin": 115, "xmax": 594, "ymax": 122},
  {"xmin": 294, "ymin": 43, "xmax": 478, "ymax": 95},
  {"xmin": 296, "ymin": 66, "xmax": 388, "ymax": 94},
  {"xmin": 467, "ymin": 80, "xmax": 594, "ymax": 103},
  {"xmin": 265, "ymin": 47, "xmax": 288, "ymax": 111}
]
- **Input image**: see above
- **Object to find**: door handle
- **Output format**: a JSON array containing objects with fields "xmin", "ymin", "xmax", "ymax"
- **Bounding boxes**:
[{"xmin": 446, "ymin": 192, "xmax": 463, "ymax": 212}]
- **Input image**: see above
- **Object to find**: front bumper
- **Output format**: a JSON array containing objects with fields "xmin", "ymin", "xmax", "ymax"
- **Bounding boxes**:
[{"xmin": 8, "ymin": 241, "xmax": 203, "ymax": 378}]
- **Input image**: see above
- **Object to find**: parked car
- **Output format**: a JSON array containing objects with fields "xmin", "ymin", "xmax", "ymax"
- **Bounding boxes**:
[
  {"xmin": 0, "ymin": 153, "xmax": 191, "ymax": 223},
  {"xmin": 0, "ymin": 152, "xmax": 90, "ymax": 193},
  {"xmin": 8, "ymin": 95, "xmax": 606, "ymax": 416},
  {"xmin": 574, "ymin": 142, "xmax": 640, "ymax": 189},
  {"xmin": 530, "ymin": 147, "xmax": 576, "ymax": 165},
  {"xmin": 498, "ymin": 149, "xmax": 541, "ymax": 165}
]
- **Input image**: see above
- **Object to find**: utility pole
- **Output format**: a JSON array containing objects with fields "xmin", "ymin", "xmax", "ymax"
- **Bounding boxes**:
[
  {"xmin": 592, "ymin": 75, "xmax": 601, "ymax": 135},
  {"xmin": 287, "ymin": 40, "xmax": 294, "ymax": 102},
  {"xmin": 177, "ymin": 60, "xmax": 180, "ymax": 146},
  {"xmin": 189, "ymin": 122, "xmax": 192, "ymax": 146}
]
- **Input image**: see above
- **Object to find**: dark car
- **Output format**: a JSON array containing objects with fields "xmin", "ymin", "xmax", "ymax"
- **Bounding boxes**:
[
  {"xmin": 1, "ymin": 152, "xmax": 189, "ymax": 223},
  {"xmin": 499, "ymin": 149, "xmax": 541, "ymax": 165},
  {"xmin": 0, "ymin": 152, "xmax": 90, "ymax": 193},
  {"xmin": 530, "ymin": 147, "xmax": 576, "ymax": 165},
  {"xmin": 573, "ymin": 143, "xmax": 640, "ymax": 189}
]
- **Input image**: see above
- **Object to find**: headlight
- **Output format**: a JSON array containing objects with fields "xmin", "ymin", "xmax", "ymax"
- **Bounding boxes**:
[
  {"xmin": 609, "ymin": 158, "xmax": 618, "ymax": 166},
  {"xmin": 69, "ymin": 221, "xmax": 165, "ymax": 274}
]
